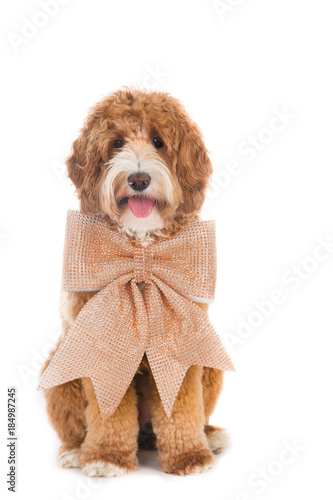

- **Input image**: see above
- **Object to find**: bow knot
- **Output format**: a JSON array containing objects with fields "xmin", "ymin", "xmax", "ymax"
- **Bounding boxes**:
[
  {"xmin": 38, "ymin": 210, "xmax": 234, "ymax": 419},
  {"xmin": 133, "ymin": 246, "xmax": 153, "ymax": 282}
]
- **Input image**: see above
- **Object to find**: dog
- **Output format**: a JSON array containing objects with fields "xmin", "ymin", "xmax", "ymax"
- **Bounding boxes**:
[{"xmin": 41, "ymin": 88, "xmax": 230, "ymax": 476}]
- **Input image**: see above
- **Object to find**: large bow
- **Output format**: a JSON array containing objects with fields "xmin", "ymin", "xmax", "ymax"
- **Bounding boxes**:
[{"xmin": 38, "ymin": 210, "xmax": 234, "ymax": 419}]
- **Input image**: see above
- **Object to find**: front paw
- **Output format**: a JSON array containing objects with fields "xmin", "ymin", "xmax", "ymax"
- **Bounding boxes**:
[
  {"xmin": 205, "ymin": 425, "xmax": 232, "ymax": 454},
  {"xmin": 162, "ymin": 448, "xmax": 214, "ymax": 476},
  {"xmin": 80, "ymin": 449, "xmax": 138, "ymax": 477},
  {"xmin": 58, "ymin": 447, "xmax": 81, "ymax": 468},
  {"xmin": 81, "ymin": 460, "xmax": 130, "ymax": 477}
]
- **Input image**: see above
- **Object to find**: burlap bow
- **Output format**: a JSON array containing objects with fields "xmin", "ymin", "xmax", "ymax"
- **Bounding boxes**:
[{"xmin": 38, "ymin": 210, "xmax": 234, "ymax": 419}]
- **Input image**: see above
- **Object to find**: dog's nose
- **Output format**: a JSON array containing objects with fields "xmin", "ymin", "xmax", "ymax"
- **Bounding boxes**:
[{"xmin": 128, "ymin": 173, "xmax": 151, "ymax": 192}]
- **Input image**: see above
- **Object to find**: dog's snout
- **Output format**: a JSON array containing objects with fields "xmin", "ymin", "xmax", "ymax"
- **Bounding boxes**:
[{"xmin": 128, "ymin": 173, "xmax": 151, "ymax": 192}]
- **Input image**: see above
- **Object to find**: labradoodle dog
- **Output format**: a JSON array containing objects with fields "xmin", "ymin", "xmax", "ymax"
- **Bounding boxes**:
[{"xmin": 41, "ymin": 88, "xmax": 230, "ymax": 476}]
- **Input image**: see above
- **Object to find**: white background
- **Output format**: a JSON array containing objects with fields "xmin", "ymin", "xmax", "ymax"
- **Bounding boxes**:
[{"xmin": 1, "ymin": 1, "xmax": 333, "ymax": 499}]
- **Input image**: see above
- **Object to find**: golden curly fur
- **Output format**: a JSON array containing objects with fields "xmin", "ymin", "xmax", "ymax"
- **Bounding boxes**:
[{"xmin": 41, "ymin": 88, "xmax": 229, "ymax": 476}]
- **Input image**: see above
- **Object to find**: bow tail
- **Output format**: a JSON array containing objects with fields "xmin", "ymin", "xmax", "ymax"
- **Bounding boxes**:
[
  {"xmin": 144, "ymin": 278, "xmax": 235, "ymax": 417},
  {"xmin": 38, "ymin": 280, "xmax": 149, "ymax": 420}
]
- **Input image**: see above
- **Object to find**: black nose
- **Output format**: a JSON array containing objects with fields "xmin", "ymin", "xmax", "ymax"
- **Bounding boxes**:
[{"xmin": 128, "ymin": 173, "xmax": 151, "ymax": 192}]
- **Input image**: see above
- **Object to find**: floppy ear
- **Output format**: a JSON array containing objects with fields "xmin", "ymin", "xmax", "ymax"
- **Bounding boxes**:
[
  {"xmin": 66, "ymin": 113, "xmax": 106, "ymax": 216},
  {"xmin": 176, "ymin": 118, "xmax": 213, "ymax": 215}
]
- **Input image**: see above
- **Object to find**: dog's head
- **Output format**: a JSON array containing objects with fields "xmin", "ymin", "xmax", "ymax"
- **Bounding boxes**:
[{"xmin": 67, "ymin": 88, "xmax": 212, "ymax": 238}]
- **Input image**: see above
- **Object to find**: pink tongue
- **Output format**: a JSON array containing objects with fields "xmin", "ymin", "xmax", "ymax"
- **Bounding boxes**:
[{"xmin": 128, "ymin": 197, "xmax": 154, "ymax": 218}]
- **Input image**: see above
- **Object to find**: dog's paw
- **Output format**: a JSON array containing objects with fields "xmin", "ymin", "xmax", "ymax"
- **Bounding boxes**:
[
  {"xmin": 58, "ymin": 448, "xmax": 81, "ymax": 468},
  {"xmin": 205, "ymin": 425, "xmax": 232, "ymax": 454},
  {"xmin": 163, "ymin": 448, "xmax": 214, "ymax": 476},
  {"xmin": 82, "ymin": 460, "xmax": 129, "ymax": 478}
]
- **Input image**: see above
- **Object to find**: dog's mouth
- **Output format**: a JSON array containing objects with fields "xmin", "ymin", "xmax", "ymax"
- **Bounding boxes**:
[{"xmin": 119, "ymin": 196, "xmax": 155, "ymax": 218}]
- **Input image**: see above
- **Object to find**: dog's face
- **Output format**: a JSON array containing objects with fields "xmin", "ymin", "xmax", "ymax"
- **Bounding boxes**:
[{"xmin": 67, "ymin": 89, "xmax": 212, "ymax": 238}]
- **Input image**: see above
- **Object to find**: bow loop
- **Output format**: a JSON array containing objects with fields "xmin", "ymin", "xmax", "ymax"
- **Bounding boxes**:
[
  {"xmin": 62, "ymin": 210, "xmax": 135, "ymax": 292},
  {"xmin": 152, "ymin": 220, "xmax": 217, "ymax": 304}
]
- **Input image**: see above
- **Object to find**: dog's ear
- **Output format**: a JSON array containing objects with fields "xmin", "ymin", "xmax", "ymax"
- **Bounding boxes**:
[
  {"xmin": 66, "ymin": 114, "xmax": 104, "ymax": 216},
  {"xmin": 176, "ymin": 118, "xmax": 213, "ymax": 215}
]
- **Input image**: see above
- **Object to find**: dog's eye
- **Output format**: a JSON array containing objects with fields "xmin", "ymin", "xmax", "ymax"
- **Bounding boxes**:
[
  {"xmin": 114, "ymin": 139, "xmax": 124, "ymax": 149},
  {"xmin": 152, "ymin": 137, "xmax": 164, "ymax": 149}
]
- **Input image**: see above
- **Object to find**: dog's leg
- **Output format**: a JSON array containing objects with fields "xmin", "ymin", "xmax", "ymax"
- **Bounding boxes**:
[
  {"xmin": 80, "ymin": 377, "xmax": 139, "ymax": 477},
  {"xmin": 194, "ymin": 303, "xmax": 224, "ymax": 423},
  {"xmin": 41, "ymin": 335, "xmax": 87, "ymax": 469},
  {"xmin": 42, "ymin": 380, "xmax": 87, "ymax": 468},
  {"xmin": 150, "ymin": 365, "xmax": 214, "ymax": 475},
  {"xmin": 196, "ymin": 302, "xmax": 231, "ymax": 455},
  {"xmin": 202, "ymin": 367, "xmax": 231, "ymax": 453},
  {"xmin": 202, "ymin": 367, "xmax": 224, "ymax": 421},
  {"xmin": 41, "ymin": 291, "xmax": 99, "ymax": 468}
]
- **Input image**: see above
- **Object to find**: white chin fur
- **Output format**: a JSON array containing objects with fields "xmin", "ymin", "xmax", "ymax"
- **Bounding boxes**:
[{"xmin": 119, "ymin": 205, "xmax": 164, "ymax": 241}]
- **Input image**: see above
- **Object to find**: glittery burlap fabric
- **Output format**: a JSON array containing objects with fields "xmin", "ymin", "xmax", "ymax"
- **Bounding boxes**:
[{"xmin": 38, "ymin": 210, "xmax": 234, "ymax": 419}]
